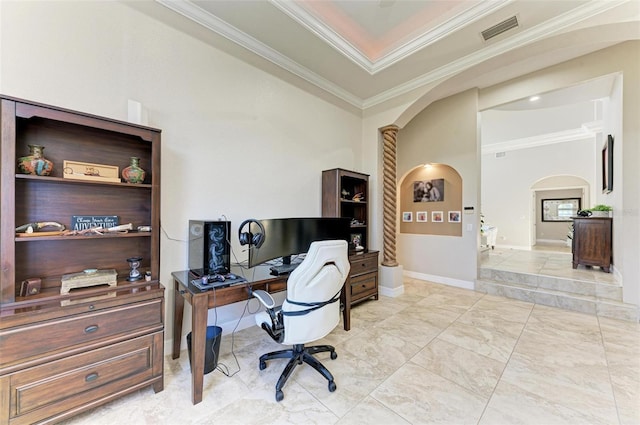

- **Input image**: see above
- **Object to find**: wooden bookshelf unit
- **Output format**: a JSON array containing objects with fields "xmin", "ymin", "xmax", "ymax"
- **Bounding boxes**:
[
  {"xmin": 322, "ymin": 168, "xmax": 378, "ymax": 330},
  {"xmin": 0, "ymin": 96, "xmax": 164, "ymax": 424}
]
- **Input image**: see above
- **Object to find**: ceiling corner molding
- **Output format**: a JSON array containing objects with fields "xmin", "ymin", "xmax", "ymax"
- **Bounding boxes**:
[
  {"xmin": 482, "ymin": 125, "xmax": 601, "ymax": 155},
  {"xmin": 370, "ymin": 0, "xmax": 512, "ymax": 73},
  {"xmin": 271, "ymin": 0, "xmax": 512, "ymax": 75},
  {"xmin": 157, "ymin": 0, "xmax": 629, "ymax": 111},
  {"xmin": 155, "ymin": 0, "xmax": 364, "ymax": 108},
  {"xmin": 363, "ymin": 0, "xmax": 630, "ymax": 109},
  {"xmin": 269, "ymin": 0, "xmax": 376, "ymax": 73}
]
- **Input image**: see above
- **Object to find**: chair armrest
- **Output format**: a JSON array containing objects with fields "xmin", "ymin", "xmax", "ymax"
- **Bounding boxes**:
[{"xmin": 252, "ymin": 289, "xmax": 276, "ymax": 309}]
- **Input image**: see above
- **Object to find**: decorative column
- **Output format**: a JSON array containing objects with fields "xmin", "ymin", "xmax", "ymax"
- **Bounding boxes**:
[{"xmin": 380, "ymin": 125, "xmax": 399, "ymax": 267}]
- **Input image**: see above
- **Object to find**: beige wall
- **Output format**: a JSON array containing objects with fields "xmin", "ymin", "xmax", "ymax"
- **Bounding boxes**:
[
  {"xmin": 2, "ymin": 1, "xmax": 638, "ymax": 327},
  {"xmin": 399, "ymin": 165, "xmax": 462, "ymax": 237},
  {"xmin": 395, "ymin": 89, "xmax": 480, "ymax": 287},
  {"xmin": 0, "ymin": 1, "xmax": 364, "ymax": 347}
]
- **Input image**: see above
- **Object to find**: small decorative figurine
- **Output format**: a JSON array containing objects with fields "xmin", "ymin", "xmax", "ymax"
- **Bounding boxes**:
[
  {"xmin": 126, "ymin": 257, "xmax": 143, "ymax": 281},
  {"xmin": 17, "ymin": 144, "xmax": 53, "ymax": 176},
  {"xmin": 122, "ymin": 157, "xmax": 146, "ymax": 183}
]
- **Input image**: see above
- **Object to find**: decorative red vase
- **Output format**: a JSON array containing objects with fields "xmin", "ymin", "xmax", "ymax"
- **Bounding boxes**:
[
  {"xmin": 122, "ymin": 157, "xmax": 145, "ymax": 184},
  {"xmin": 17, "ymin": 144, "xmax": 53, "ymax": 176}
]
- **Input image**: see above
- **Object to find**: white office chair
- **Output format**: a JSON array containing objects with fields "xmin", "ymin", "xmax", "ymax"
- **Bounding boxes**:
[{"xmin": 252, "ymin": 240, "xmax": 350, "ymax": 401}]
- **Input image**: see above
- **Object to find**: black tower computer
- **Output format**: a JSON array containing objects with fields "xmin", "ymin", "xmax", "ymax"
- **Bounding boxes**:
[{"xmin": 188, "ymin": 220, "xmax": 231, "ymax": 277}]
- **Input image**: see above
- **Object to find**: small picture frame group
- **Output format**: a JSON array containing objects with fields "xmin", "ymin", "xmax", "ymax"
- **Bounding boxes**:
[{"xmin": 403, "ymin": 210, "xmax": 462, "ymax": 224}]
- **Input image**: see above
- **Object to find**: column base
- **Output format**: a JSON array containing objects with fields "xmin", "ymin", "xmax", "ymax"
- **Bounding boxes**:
[{"xmin": 379, "ymin": 265, "xmax": 404, "ymax": 297}]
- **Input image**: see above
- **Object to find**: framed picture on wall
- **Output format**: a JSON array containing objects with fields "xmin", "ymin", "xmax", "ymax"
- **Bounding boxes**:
[
  {"xmin": 402, "ymin": 212, "xmax": 413, "ymax": 222},
  {"xmin": 432, "ymin": 211, "xmax": 443, "ymax": 222},
  {"xmin": 542, "ymin": 198, "xmax": 581, "ymax": 222},
  {"xmin": 448, "ymin": 211, "xmax": 461, "ymax": 222},
  {"xmin": 416, "ymin": 211, "xmax": 428, "ymax": 222},
  {"xmin": 602, "ymin": 134, "xmax": 613, "ymax": 193},
  {"xmin": 413, "ymin": 178, "xmax": 444, "ymax": 202}
]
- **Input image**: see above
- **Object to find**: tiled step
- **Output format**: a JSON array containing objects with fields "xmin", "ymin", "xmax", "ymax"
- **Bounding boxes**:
[
  {"xmin": 479, "ymin": 267, "xmax": 622, "ymax": 301},
  {"xmin": 476, "ymin": 278, "xmax": 639, "ymax": 322}
]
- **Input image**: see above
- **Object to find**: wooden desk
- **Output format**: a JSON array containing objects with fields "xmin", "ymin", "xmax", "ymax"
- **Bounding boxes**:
[{"xmin": 171, "ymin": 266, "xmax": 287, "ymax": 405}]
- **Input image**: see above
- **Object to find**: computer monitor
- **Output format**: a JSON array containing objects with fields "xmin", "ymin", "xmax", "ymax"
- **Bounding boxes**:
[{"xmin": 247, "ymin": 217, "xmax": 351, "ymax": 268}]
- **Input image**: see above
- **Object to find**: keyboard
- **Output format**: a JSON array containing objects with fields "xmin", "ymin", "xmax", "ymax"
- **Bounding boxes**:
[{"xmin": 269, "ymin": 263, "xmax": 299, "ymax": 276}]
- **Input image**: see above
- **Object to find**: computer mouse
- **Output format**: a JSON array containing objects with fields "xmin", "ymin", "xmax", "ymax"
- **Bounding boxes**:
[{"xmin": 226, "ymin": 273, "xmax": 237, "ymax": 280}]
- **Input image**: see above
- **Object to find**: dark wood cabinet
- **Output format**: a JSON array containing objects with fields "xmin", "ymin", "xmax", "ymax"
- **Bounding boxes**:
[
  {"xmin": 341, "ymin": 250, "xmax": 379, "ymax": 331},
  {"xmin": 322, "ymin": 168, "xmax": 378, "ymax": 330},
  {"xmin": 571, "ymin": 217, "xmax": 612, "ymax": 272},
  {"xmin": 322, "ymin": 168, "xmax": 369, "ymax": 250},
  {"xmin": 0, "ymin": 95, "xmax": 164, "ymax": 424}
]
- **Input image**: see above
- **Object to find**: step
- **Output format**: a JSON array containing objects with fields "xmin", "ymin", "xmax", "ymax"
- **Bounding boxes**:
[
  {"xmin": 476, "ymin": 279, "xmax": 638, "ymax": 322},
  {"xmin": 479, "ymin": 267, "xmax": 622, "ymax": 302}
]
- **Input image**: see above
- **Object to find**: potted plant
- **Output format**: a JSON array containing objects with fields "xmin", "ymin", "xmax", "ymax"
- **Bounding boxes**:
[{"xmin": 588, "ymin": 204, "xmax": 612, "ymax": 217}]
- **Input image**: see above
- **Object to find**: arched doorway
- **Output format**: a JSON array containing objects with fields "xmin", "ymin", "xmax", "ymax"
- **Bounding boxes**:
[{"xmin": 531, "ymin": 175, "xmax": 589, "ymax": 249}]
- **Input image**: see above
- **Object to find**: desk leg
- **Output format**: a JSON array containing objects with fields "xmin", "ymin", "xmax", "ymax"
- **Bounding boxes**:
[
  {"xmin": 190, "ymin": 294, "xmax": 208, "ymax": 405},
  {"xmin": 172, "ymin": 278, "xmax": 185, "ymax": 359}
]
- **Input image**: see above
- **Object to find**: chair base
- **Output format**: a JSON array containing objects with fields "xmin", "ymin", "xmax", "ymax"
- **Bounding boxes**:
[{"xmin": 259, "ymin": 343, "xmax": 338, "ymax": 401}]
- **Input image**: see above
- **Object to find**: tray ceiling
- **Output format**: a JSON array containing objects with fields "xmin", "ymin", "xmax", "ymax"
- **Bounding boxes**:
[{"xmin": 155, "ymin": 0, "xmax": 640, "ymax": 109}]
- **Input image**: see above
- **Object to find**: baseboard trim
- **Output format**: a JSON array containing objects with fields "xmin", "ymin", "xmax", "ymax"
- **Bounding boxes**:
[
  {"xmin": 379, "ymin": 284, "xmax": 404, "ymax": 297},
  {"xmin": 403, "ymin": 270, "xmax": 474, "ymax": 290}
]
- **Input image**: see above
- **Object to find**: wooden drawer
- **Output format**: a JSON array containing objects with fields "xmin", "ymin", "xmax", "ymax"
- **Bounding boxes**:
[
  {"xmin": 0, "ymin": 299, "xmax": 163, "ymax": 369},
  {"xmin": 5, "ymin": 332, "xmax": 162, "ymax": 425},
  {"xmin": 350, "ymin": 272, "xmax": 378, "ymax": 301},
  {"xmin": 349, "ymin": 254, "xmax": 378, "ymax": 277}
]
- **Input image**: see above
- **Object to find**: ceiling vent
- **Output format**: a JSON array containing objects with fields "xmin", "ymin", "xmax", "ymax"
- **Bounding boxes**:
[{"xmin": 481, "ymin": 16, "xmax": 519, "ymax": 41}]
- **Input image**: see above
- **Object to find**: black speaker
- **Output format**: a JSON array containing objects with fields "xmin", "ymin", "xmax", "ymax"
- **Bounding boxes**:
[
  {"xmin": 238, "ymin": 219, "xmax": 265, "ymax": 248},
  {"xmin": 189, "ymin": 220, "xmax": 231, "ymax": 276}
]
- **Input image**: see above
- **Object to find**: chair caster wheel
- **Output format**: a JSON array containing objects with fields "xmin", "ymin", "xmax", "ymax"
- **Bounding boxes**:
[
  {"xmin": 275, "ymin": 390, "xmax": 284, "ymax": 402},
  {"xmin": 328, "ymin": 381, "xmax": 336, "ymax": 392},
  {"xmin": 330, "ymin": 351, "xmax": 337, "ymax": 360},
  {"xmin": 259, "ymin": 360, "xmax": 266, "ymax": 370}
]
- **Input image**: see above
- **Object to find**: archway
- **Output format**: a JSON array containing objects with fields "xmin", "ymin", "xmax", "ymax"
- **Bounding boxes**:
[{"xmin": 531, "ymin": 175, "xmax": 589, "ymax": 249}]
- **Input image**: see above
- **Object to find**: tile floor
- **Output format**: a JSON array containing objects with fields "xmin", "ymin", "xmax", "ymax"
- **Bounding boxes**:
[
  {"xmin": 62, "ymin": 277, "xmax": 639, "ymax": 425},
  {"xmin": 480, "ymin": 246, "xmax": 619, "ymax": 286}
]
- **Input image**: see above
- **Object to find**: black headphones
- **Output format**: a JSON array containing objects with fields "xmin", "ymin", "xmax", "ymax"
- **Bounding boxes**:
[{"xmin": 238, "ymin": 219, "xmax": 265, "ymax": 248}]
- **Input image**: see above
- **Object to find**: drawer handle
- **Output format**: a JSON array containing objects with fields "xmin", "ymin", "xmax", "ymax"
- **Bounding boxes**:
[
  {"xmin": 84, "ymin": 325, "xmax": 99, "ymax": 334},
  {"xmin": 85, "ymin": 373, "xmax": 99, "ymax": 383}
]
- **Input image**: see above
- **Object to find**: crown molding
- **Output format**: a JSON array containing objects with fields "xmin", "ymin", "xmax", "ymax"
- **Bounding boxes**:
[
  {"xmin": 363, "ymin": 0, "xmax": 629, "ymax": 108},
  {"xmin": 270, "ymin": 0, "xmax": 511, "ymax": 74},
  {"xmin": 156, "ymin": 0, "xmax": 363, "ymax": 108},
  {"xmin": 482, "ymin": 121, "xmax": 602, "ymax": 155},
  {"xmin": 156, "ymin": 0, "xmax": 629, "ymax": 110}
]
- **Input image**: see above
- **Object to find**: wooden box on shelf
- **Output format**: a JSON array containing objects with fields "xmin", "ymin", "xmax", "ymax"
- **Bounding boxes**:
[{"xmin": 0, "ymin": 95, "xmax": 164, "ymax": 425}]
